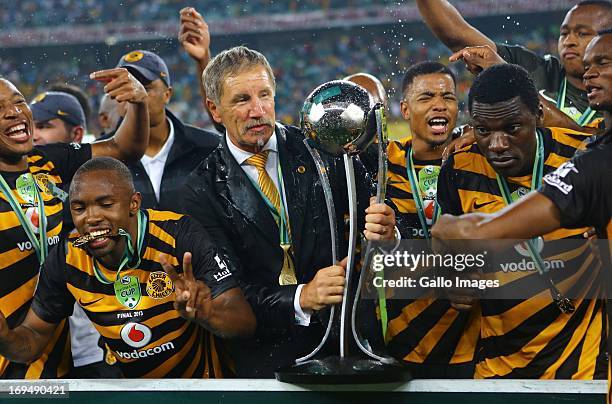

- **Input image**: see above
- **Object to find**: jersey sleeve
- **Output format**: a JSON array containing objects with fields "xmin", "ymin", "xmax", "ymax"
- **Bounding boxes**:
[
  {"xmin": 539, "ymin": 151, "xmax": 596, "ymax": 229},
  {"xmin": 37, "ymin": 143, "xmax": 92, "ymax": 185},
  {"xmin": 495, "ymin": 43, "xmax": 561, "ymax": 94},
  {"xmin": 436, "ymin": 154, "xmax": 464, "ymax": 215},
  {"xmin": 174, "ymin": 215, "xmax": 239, "ymax": 299},
  {"xmin": 31, "ymin": 242, "xmax": 75, "ymax": 324}
]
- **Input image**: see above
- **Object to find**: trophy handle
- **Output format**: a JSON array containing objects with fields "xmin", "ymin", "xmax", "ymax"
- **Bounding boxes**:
[
  {"xmin": 350, "ymin": 106, "xmax": 396, "ymax": 363},
  {"xmin": 296, "ymin": 139, "xmax": 339, "ymax": 363},
  {"xmin": 340, "ymin": 154, "xmax": 358, "ymax": 358}
]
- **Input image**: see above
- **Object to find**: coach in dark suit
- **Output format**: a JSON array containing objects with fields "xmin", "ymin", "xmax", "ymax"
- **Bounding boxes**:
[{"xmin": 184, "ymin": 46, "xmax": 389, "ymax": 377}]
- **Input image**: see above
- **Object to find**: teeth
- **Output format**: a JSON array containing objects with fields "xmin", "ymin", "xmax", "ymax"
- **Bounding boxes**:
[
  {"xmin": 6, "ymin": 123, "xmax": 26, "ymax": 134},
  {"xmin": 429, "ymin": 119, "xmax": 448, "ymax": 125},
  {"xmin": 89, "ymin": 229, "xmax": 110, "ymax": 237}
]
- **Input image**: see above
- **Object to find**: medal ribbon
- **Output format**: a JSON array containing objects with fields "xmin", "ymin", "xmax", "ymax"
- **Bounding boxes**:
[
  {"xmin": 495, "ymin": 130, "xmax": 574, "ymax": 313},
  {"xmin": 0, "ymin": 172, "xmax": 48, "ymax": 264},
  {"xmin": 556, "ymin": 78, "xmax": 596, "ymax": 126},
  {"xmin": 406, "ymin": 147, "xmax": 440, "ymax": 240},
  {"xmin": 92, "ymin": 210, "xmax": 147, "ymax": 285}
]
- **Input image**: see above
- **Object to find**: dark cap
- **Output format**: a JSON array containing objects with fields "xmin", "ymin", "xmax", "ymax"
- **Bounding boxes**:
[
  {"xmin": 116, "ymin": 50, "xmax": 171, "ymax": 87},
  {"xmin": 30, "ymin": 91, "xmax": 86, "ymax": 127}
]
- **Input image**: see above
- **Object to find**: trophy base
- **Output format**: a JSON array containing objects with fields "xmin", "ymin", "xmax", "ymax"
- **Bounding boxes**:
[{"xmin": 274, "ymin": 356, "xmax": 411, "ymax": 384}]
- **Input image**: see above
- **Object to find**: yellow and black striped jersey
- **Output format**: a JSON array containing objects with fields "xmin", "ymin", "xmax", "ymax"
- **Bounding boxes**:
[
  {"xmin": 437, "ymin": 127, "xmax": 606, "ymax": 379},
  {"xmin": 384, "ymin": 138, "xmax": 480, "ymax": 370},
  {"xmin": 0, "ymin": 143, "xmax": 91, "ymax": 378},
  {"xmin": 31, "ymin": 209, "xmax": 239, "ymax": 378}
]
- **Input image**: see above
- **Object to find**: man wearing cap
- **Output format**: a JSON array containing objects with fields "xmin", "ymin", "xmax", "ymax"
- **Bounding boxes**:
[
  {"xmin": 31, "ymin": 91, "xmax": 87, "ymax": 146},
  {"xmin": 104, "ymin": 50, "xmax": 220, "ymax": 213}
]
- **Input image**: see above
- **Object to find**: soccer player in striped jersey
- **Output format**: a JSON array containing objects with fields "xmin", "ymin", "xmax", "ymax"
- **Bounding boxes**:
[
  {"xmin": 0, "ymin": 70, "xmax": 149, "ymax": 378},
  {"xmin": 369, "ymin": 61, "xmax": 479, "ymax": 378},
  {"xmin": 0, "ymin": 157, "xmax": 255, "ymax": 378},
  {"xmin": 435, "ymin": 63, "xmax": 606, "ymax": 379}
]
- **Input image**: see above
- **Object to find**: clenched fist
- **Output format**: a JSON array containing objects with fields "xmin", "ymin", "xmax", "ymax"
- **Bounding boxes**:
[{"xmin": 300, "ymin": 257, "xmax": 348, "ymax": 311}]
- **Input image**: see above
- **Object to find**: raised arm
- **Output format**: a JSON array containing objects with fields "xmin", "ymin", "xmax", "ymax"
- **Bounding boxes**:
[
  {"xmin": 0, "ymin": 309, "xmax": 59, "ymax": 364},
  {"xmin": 89, "ymin": 68, "xmax": 149, "ymax": 162},
  {"xmin": 432, "ymin": 191, "xmax": 562, "ymax": 241},
  {"xmin": 416, "ymin": 0, "xmax": 496, "ymax": 52},
  {"xmin": 179, "ymin": 7, "xmax": 215, "ymax": 123}
]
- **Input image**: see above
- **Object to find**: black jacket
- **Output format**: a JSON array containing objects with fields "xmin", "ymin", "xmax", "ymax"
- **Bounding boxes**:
[
  {"xmin": 102, "ymin": 109, "xmax": 220, "ymax": 212},
  {"xmin": 184, "ymin": 124, "xmax": 370, "ymax": 377}
]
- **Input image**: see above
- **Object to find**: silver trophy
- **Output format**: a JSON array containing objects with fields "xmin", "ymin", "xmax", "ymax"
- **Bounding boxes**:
[{"xmin": 275, "ymin": 80, "xmax": 408, "ymax": 383}]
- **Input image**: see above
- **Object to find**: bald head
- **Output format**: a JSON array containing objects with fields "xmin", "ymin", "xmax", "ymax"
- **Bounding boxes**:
[{"xmin": 70, "ymin": 157, "xmax": 135, "ymax": 198}]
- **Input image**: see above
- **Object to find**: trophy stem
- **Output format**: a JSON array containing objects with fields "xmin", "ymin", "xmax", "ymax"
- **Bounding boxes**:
[
  {"xmin": 296, "ymin": 139, "xmax": 340, "ymax": 364},
  {"xmin": 341, "ymin": 154, "xmax": 358, "ymax": 358}
]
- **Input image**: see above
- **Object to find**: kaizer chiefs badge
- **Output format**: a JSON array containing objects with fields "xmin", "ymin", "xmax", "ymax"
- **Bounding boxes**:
[
  {"xmin": 146, "ymin": 271, "xmax": 174, "ymax": 299},
  {"xmin": 124, "ymin": 51, "xmax": 144, "ymax": 63}
]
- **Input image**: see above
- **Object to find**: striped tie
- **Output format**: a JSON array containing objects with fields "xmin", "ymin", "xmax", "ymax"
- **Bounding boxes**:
[
  {"xmin": 245, "ymin": 150, "xmax": 297, "ymax": 285},
  {"xmin": 245, "ymin": 150, "xmax": 281, "ymax": 214}
]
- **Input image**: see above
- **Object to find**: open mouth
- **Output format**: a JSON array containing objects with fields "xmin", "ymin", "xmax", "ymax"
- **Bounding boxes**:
[
  {"xmin": 73, "ymin": 229, "xmax": 113, "ymax": 248},
  {"xmin": 428, "ymin": 117, "xmax": 449, "ymax": 135},
  {"xmin": 4, "ymin": 122, "xmax": 29, "ymax": 143}
]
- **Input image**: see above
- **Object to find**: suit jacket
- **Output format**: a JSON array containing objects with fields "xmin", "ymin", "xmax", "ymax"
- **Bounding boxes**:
[
  {"xmin": 101, "ymin": 109, "xmax": 220, "ymax": 213},
  {"xmin": 184, "ymin": 124, "xmax": 360, "ymax": 377}
]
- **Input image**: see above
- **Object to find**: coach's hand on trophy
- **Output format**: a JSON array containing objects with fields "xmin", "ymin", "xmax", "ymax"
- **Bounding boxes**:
[
  {"xmin": 364, "ymin": 197, "xmax": 397, "ymax": 241},
  {"xmin": 449, "ymin": 45, "xmax": 505, "ymax": 75},
  {"xmin": 90, "ymin": 68, "xmax": 147, "ymax": 104},
  {"xmin": 179, "ymin": 7, "xmax": 210, "ymax": 64},
  {"xmin": 300, "ymin": 257, "xmax": 348, "ymax": 311},
  {"xmin": 161, "ymin": 252, "xmax": 212, "ymax": 322}
]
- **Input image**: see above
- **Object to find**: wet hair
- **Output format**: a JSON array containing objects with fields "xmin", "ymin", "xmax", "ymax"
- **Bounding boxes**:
[
  {"xmin": 468, "ymin": 64, "xmax": 539, "ymax": 114},
  {"xmin": 70, "ymin": 157, "xmax": 135, "ymax": 196},
  {"xmin": 48, "ymin": 83, "xmax": 91, "ymax": 130},
  {"xmin": 203, "ymin": 46, "xmax": 275, "ymax": 104},
  {"xmin": 401, "ymin": 61, "xmax": 457, "ymax": 97}
]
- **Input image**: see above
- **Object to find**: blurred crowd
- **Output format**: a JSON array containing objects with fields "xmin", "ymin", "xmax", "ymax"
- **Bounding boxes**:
[
  {"xmin": 0, "ymin": 23, "xmax": 558, "ymax": 134},
  {"xmin": 2, "ymin": 0, "xmax": 401, "ymax": 28}
]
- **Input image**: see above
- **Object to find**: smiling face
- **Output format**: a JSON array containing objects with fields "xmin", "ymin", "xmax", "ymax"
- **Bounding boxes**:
[
  {"xmin": 70, "ymin": 169, "xmax": 141, "ymax": 266},
  {"xmin": 583, "ymin": 34, "xmax": 612, "ymax": 112},
  {"xmin": 400, "ymin": 73, "xmax": 458, "ymax": 147},
  {"xmin": 558, "ymin": 4, "xmax": 611, "ymax": 81},
  {"xmin": 471, "ymin": 96, "xmax": 542, "ymax": 177},
  {"xmin": 0, "ymin": 79, "xmax": 34, "ymax": 163},
  {"xmin": 207, "ymin": 65, "xmax": 276, "ymax": 153}
]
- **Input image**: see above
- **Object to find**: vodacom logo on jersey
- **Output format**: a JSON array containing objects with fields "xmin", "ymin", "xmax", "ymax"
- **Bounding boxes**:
[
  {"xmin": 115, "ymin": 322, "xmax": 175, "ymax": 360},
  {"xmin": 120, "ymin": 322, "xmax": 152, "ymax": 348}
]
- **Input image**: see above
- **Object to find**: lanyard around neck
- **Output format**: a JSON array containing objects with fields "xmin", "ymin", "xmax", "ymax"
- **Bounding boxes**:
[
  {"xmin": 0, "ymin": 171, "xmax": 48, "ymax": 264},
  {"xmin": 494, "ymin": 130, "xmax": 574, "ymax": 313},
  {"xmin": 495, "ymin": 130, "xmax": 549, "ymax": 274},
  {"xmin": 406, "ymin": 147, "xmax": 440, "ymax": 240},
  {"xmin": 93, "ymin": 210, "xmax": 147, "ymax": 284},
  {"xmin": 557, "ymin": 78, "xmax": 596, "ymax": 126},
  {"xmin": 247, "ymin": 154, "xmax": 291, "ymax": 246}
]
